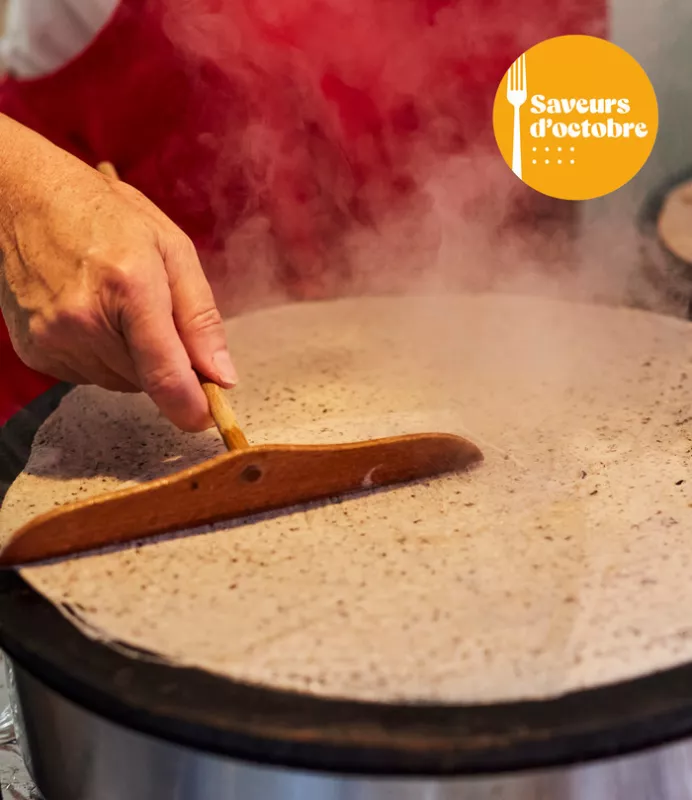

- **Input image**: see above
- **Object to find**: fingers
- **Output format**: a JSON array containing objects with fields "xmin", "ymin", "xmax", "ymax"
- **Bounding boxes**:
[
  {"xmin": 99, "ymin": 166, "xmax": 236, "ymax": 389},
  {"xmin": 15, "ymin": 349, "xmax": 139, "ymax": 393},
  {"xmin": 160, "ymin": 233, "xmax": 238, "ymax": 389},
  {"xmin": 6, "ymin": 299, "xmax": 140, "ymax": 393},
  {"xmin": 68, "ymin": 365, "xmax": 140, "ymax": 393},
  {"xmin": 118, "ymin": 272, "xmax": 214, "ymax": 432},
  {"xmin": 99, "ymin": 167, "xmax": 236, "ymax": 396},
  {"xmin": 77, "ymin": 340, "xmax": 141, "ymax": 393}
]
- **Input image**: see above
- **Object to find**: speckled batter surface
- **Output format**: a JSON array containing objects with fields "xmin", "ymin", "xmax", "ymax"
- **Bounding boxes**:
[{"xmin": 2, "ymin": 294, "xmax": 692, "ymax": 703}]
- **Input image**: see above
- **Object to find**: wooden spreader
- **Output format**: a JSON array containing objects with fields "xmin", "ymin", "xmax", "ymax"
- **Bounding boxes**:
[
  {"xmin": 0, "ymin": 385, "xmax": 483, "ymax": 566},
  {"xmin": 0, "ymin": 402, "xmax": 482, "ymax": 566}
]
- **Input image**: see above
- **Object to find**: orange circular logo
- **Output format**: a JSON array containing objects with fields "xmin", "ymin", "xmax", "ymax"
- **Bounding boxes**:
[{"xmin": 492, "ymin": 35, "xmax": 658, "ymax": 201}]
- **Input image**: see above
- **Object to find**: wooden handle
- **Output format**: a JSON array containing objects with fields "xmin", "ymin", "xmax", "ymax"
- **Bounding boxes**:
[
  {"xmin": 200, "ymin": 380, "xmax": 249, "ymax": 451},
  {"xmin": 96, "ymin": 161, "xmax": 119, "ymax": 179},
  {"xmin": 96, "ymin": 161, "xmax": 249, "ymax": 452}
]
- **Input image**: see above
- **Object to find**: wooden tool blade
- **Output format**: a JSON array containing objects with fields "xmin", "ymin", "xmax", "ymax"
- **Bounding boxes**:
[{"xmin": 0, "ymin": 433, "xmax": 482, "ymax": 567}]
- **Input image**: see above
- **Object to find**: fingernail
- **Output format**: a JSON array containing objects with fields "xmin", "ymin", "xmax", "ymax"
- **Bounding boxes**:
[{"xmin": 212, "ymin": 350, "xmax": 238, "ymax": 387}]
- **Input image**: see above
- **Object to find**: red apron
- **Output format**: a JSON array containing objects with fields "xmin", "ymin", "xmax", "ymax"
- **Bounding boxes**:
[{"xmin": 0, "ymin": 0, "xmax": 607, "ymax": 424}]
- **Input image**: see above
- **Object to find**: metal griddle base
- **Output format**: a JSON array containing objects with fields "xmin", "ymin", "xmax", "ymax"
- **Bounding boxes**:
[{"xmin": 8, "ymin": 654, "xmax": 692, "ymax": 800}]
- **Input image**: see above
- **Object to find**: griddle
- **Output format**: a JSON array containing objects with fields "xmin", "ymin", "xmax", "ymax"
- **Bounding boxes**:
[
  {"xmin": 5, "ymin": 385, "xmax": 692, "ymax": 800},
  {"xmin": 6, "ymin": 561, "xmax": 692, "ymax": 778}
]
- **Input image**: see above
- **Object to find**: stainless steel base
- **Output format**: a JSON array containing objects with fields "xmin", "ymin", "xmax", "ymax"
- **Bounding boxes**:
[{"xmin": 8, "ymin": 657, "xmax": 692, "ymax": 800}]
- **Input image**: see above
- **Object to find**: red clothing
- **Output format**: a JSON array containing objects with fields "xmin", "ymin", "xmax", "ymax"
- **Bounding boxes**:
[{"xmin": 0, "ymin": 0, "xmax": 606, "ymax": 424}]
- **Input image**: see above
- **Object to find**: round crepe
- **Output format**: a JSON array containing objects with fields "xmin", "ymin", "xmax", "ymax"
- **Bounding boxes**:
[{"xmin": 2, "ymin": 294, "xmax": 692, "ymax": 703}]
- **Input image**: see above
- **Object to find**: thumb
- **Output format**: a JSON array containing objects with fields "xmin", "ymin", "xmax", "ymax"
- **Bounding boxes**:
[{"xmin": 163, "ymin": 234, "xmax": 237, "ymax": 388}]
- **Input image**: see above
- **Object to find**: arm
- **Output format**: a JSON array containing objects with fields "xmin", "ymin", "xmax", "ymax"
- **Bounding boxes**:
[{"xmin": 0, "ymin": 114, "xmax": 237, "ymax": 431}]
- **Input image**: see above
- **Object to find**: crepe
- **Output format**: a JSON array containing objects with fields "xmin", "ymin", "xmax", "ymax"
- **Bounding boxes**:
[{"xmin": 2, "ymin": 294, "xmax": 692, "ymax": 703}]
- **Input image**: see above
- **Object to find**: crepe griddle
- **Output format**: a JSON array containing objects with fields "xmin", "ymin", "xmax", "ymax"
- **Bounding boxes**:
[
  {"xmin": 0, "ymin": 560, "xmax": 692, "ymax": 784},
  {"xmin": 4, "ymin": 333, "xmax": 692, "ymax": 799}
]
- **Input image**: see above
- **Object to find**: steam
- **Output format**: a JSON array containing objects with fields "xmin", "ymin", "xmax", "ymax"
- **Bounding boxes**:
[{"xmin": 148, "ymin": 0, "xmax": 674, "ymax": 318}]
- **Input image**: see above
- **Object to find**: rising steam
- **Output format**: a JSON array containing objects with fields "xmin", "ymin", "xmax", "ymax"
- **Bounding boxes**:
[{"xmin": 143, "ymin": 0, "xmax": 653, "ymax": 316}]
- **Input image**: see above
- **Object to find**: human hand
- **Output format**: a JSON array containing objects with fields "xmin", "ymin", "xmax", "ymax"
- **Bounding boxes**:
[{"xmin": 0, "ymin": 118, "xmax": 236, "ymax": 431}]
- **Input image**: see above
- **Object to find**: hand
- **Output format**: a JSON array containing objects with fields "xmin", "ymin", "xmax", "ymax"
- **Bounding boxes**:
[{"xmin": 0, "ymin": 117, "xmax": 236, "ymax": 432}]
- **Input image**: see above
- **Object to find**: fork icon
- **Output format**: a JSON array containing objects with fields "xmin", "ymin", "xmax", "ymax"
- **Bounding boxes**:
[{"xmin": 506, "ymin": 53, "xmax": 527, "ymax": 179}]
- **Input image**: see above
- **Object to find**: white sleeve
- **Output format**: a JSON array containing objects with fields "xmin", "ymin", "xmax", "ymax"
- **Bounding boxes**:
[{"xmin": 0, "ymin": 0, "xmax": 119, "ymax": 79}]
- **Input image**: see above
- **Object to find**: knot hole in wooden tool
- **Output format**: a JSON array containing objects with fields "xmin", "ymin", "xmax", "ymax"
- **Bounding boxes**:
[{"xmin": 241, "ymin": 465, "xmax": 263, "ymax": 483}]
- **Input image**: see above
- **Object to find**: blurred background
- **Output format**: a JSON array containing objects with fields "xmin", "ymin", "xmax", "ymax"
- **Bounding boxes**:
[
  {"xmin": 0, "ymin": 2, "xmax": 687, "ymax": 213},
  {"xmin": 611, "ymin": 0, "xmax": 692, "ymax": 204}
]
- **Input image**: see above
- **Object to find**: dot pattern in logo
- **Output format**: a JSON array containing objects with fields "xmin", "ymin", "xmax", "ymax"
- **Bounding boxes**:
[{"xmin": 493, "ymin": 35, "xmax": 658, "ymax": 201}]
